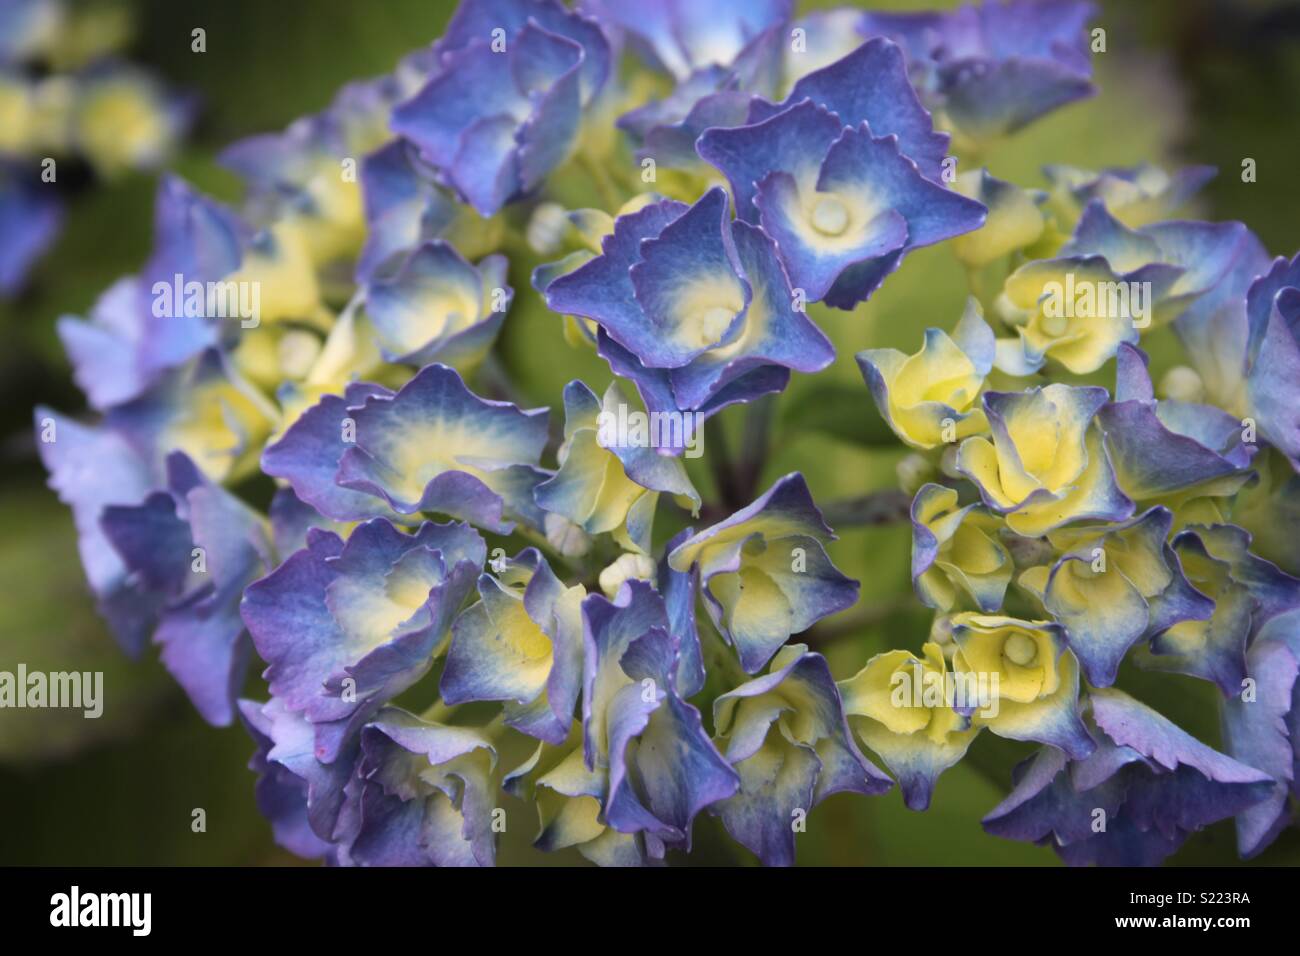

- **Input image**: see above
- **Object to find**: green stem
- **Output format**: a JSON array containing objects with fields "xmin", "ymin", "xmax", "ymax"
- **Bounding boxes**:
[
  {"xmin": 701, "ymin": 621, "xmax": 748, "ymax": 689},
  {"xmin": 818, "ymin": 489, "xmax": 911, "ymax": 529},
  {"xmin": 575, "ymin": 151, "xmax": 621, "ymax": 210},
  {"xmin": 703, "ymin": 415, "xmax": 740, "ymax": 511},
  {"xmin": 734, "ymin": 395, "xmax": 775, "ymax": 504},
  {"xmin": 421, "ymin": 697, "xmax": 458, "ymax": 724},
  {"xmin": 479, "ymin": 711, "xmax": 511, "ymax": 741}
]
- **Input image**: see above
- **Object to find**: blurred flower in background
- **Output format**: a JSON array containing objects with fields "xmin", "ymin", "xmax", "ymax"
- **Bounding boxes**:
[{"xmin": 0, "ymin": 0, "xmax": 190, "ymax": 297}]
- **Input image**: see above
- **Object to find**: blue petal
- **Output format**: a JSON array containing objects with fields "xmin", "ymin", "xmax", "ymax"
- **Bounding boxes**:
[
  {"xmin": 598, "ymin": 329, "xmax": 789, "ymax": 438},
  {"xmin": 713, "ymin": 644, "xmax": 890, "ymax": 864},
  {"xmin": 441, "ymin": 0, "xmax": 610, "ymax": 101},
  {"xmin": 334, "ymin": 364, "xmax": 549, "ymax": 532},
  {"xmin": 34, "ymin": 409, "xmax": 157, "ymax": 654},
  {"xmin": 0, "ymin": 170, "xmax": 61, "ymax": 297},
  {"xmin": 365, "ymin": 240, "xmax": 509, "ymax": 368},
  {"xmin": 588, "ymin": 0, "xmax": 789, "ymax": 80},
  {"xmin": 1222, "ymin": 634, "xmax": 1300, "ymax": 858},
  {"xmin": 762, "ymin": 121, "xmax": 984, "ymax": 306},
  {"xmin": 1099, "ymin": 345, "xmax": 1253, "ymax": 500},
  {"xmin": 357, "ymin": 139, "xmax": 462, "ymax": 282},
  {"xmin": 603, "ymin": 627, "xmax": 738, "ymax": 855},
  {"xmin": 627, "ymin": 186, "xmax": 749, "ymax": 368},
  {"xmin": 750, "ymin": 37, "xmax": 949, "ymax": 179},
  {"xmin": 241, "ymin": 518, "xmax": 484, "ymax": 760},
  {"xmin": 545, "ymin": 199, "xmax": 689, "ymax": 355},
  {"xmin": 262, "ymin": 382, "xmax": 393, "ymax": 522},
  {"xmin": 696, "ymin": 99, "xmax": 842, "ymax": 223},
  {"xmin": 667, "ymin": 218, "xmax": 836, "ymax": 408}
]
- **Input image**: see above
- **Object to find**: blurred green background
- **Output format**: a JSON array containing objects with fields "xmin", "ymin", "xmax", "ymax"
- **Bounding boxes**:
[{"xmin": 2, "ymin": 0, "xmax": 1299, "ymax": 865}]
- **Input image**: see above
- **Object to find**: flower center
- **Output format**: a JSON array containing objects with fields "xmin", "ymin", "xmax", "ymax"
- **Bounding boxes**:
[
  {"xmin": 693, "ymin": 306, "xmax": 736, "ymax": 346},
  {"xmin": 810, "ymin": 196, "xmax": 849, "ymax": 236},
  {"xmin": 1003, "ymin": 632, "xmax": 1038, "ymax": 667}
]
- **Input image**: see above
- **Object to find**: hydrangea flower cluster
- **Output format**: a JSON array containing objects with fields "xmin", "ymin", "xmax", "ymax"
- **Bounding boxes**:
[
  {"xmin": 36, "ymin": 0, "xmax": 1300, "ymax": 866},
  {"xmin": 1, "ymin": 0, "xmax": 191, "ymax": 295}
]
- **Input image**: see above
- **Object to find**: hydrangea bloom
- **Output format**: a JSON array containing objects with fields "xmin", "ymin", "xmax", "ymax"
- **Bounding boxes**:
[
  {"xmin": 909, "ymin": 483, "xmax": 1012, "ymax": 613},
  {"xmin": 1097, "ymin": 343, "xmax": 1255, "ymax": 503},
  {"xmin": 36, "ymin": 0, "xmax": 1300, "ymax": 869},
  {"xmin": 544, "ymin": 187, "xmax": 836, "ymax": 433},
  {"xmin": 861, "ymin": 0, "xmax": 1097, "ymax": 146},
  {"xmin": 950, "ymin": 612, "xmax": 1094, "ymax": 757},
  {"xmin": 503, "ymin": 732, "xmax": 646, "ymax": 865},
  {"xmin": 949, "ymin": 170, "xmax": 1046, "ymax": 268},
  {"xmin": 534, "ymin": 380, "xmax": 699, "ymax": 554},
  {"xmin": 241, "ymin": 517, "xmax": 486, "ymax": 759},
  {"xmin": 1222, "ymin": 616, "xmax": 1300, "ymax": 858},
  {"xmin": 1043, "ymin": 162, "xmax": 1217, "ymax": 228},
  {"xmin": 983, "ymin": 688, "xmax": 1273, "ymax": 865},
  {"xmin": 713, "ymin": 643, "xmax": 891, "ymax": 863},
  {"xmin": 440, "ymin": 548, "xmax": 584, "ymax": 744},
  {"xmin": 340, "ymin": 708, "xmax": 501, "ymax": 866},
  {"xmin": 264, "ymin": 363, "xmax": 549, "ymax": 532},
  {"xmin": 956, "ymin": 383, "xmax": 1132, "ymax": 536},
  {"xmin": 580, "ymin": 581, "xmax": 738, "ymax": 857},
  {"xmin": 391, "ymin": 0, "xmax": 610, "ymax": 216},
  {"xmin": 668, "ymin": 473, "xmax": 858, "ymax": 673},
  {"xmin": 587, "ymin": 0, "xmax": 790, "ymax": 81},
  {"xmin": 1016, "ymin": 505, "xmax": 1211, "ymax": 687},
  {"xmin": 840, "ymin": 642, "xmax": 978, "ymax": 810},
  {"xmin": 858, "ymin": 297, "xmax": 994, "ymax": 450},
  {"xmin": 1141, "ymin": 523, "xmax": 1300, "ymax": 696},
  {"xmin": 696, "ymin": 47, "xmax": 986, "ymax": 308}
]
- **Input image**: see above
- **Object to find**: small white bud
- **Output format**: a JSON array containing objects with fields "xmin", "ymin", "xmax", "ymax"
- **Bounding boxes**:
[
  {"xmin": 895, "ymin": 453, "xmax": 933, "ymax": 496},
  {"xmin": 526, "ymin": 202, "xmax": 568, "ymax": 256},
  {"xmin": 544, "ymin": 512, "xmax": 592, "ymax": 558},
  {"xmin": 929, "ymin": 614, "xmax": 955, "ymax": 646},
  {"xmin": 278, "ymin": 329, "xmax": 322, "ymax": 379},
  {"xmin": 938, "ymin": 443, "xmax": 962, "ymax": 479},
  {"xmin": 1158, "ymin": 365, "xmax": 1205, "ymax": 404}
]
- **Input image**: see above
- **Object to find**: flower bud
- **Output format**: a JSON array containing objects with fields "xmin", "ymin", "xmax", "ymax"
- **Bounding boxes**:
[
  {"xmin": 1158, "ymin": 365, "xmax": 1205, "ymax": 403},
  {"xmin": 545, "ymin": 512, "xmax": 592, "ymax": 559}
]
